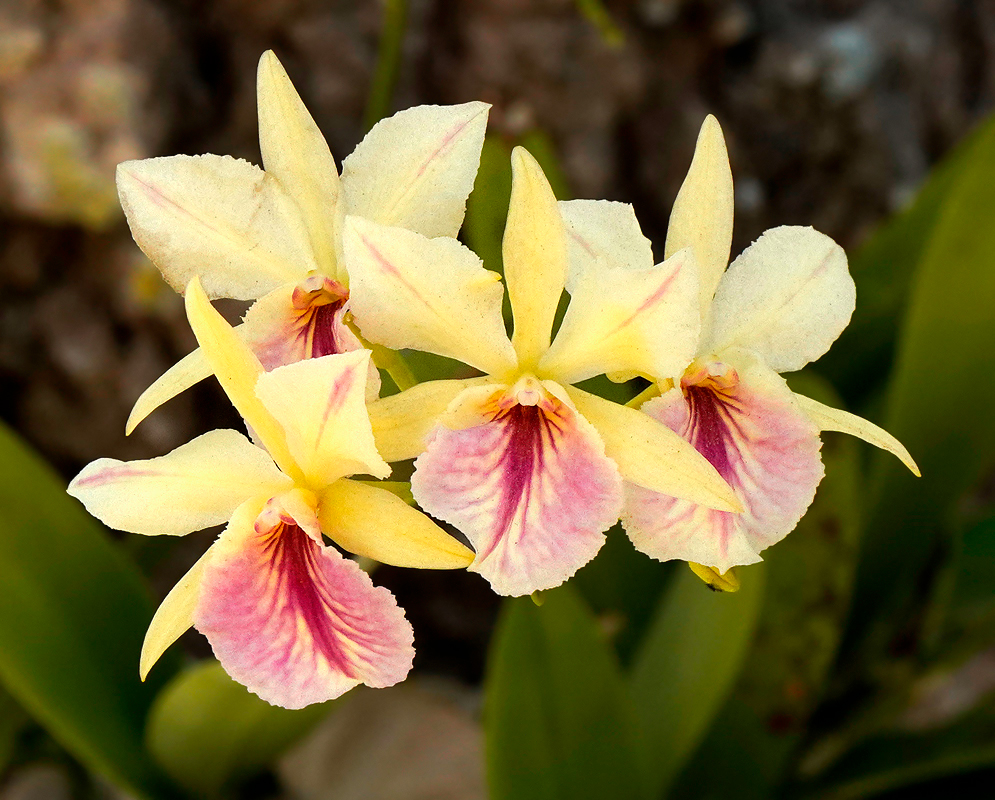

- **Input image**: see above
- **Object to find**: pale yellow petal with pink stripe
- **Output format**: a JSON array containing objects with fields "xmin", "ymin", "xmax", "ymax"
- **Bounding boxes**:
[
  {"xmin": 255, "ymin": 351, "xmax": 389, "ymax": 486},
  {"xmin": 343, "ymin": 217, "xmax": 516, "ymax": 376},
  {"xmin": 341, "ymin": 102, "xmax": 489, "ymax": 239},
  {"xmin": 539, "ymin": 247, "xmax": 700, "ymax": 384},
  {"xmin": 794, "ymin": 393, "xmax": 920, "ymax": 476},
  {"xmin": 117, "ymin": 155, "xmax": 314, "ymax": 300},
  {"xmin": 318, "ymin": 479, "xmax": 473, "ymax": 569},
  {"xmin": 67, "ymin": 430, "xmax": 291, "ymax": 536}
]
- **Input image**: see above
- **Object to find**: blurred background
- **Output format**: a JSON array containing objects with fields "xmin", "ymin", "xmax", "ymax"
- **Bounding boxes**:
[{"xmin": 1, "ymin": 1, "xmax": 995, "ymax": 799}]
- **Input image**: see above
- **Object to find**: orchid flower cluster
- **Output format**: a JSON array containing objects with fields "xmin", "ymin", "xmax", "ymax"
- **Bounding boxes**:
[{"xmin": 68, "ymin": 52, "xmax": 918, "ymax": 709}]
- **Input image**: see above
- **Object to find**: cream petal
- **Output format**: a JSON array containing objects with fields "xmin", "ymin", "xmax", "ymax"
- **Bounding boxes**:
[
  {"xmin": 194, "ymin": 496, "xmax": 414, "ymax": 709},
  {"xmin": 664, "ymin": 115, "xmax": 735, "ymax": 312},
  {"xmin": 794, "ymin": 393, "xmax": 920, "ymax": 476},
  {"xmin": 257, "ymin": 51, "xmax": 341, "ymax": 278},
  {"xmin": 255, "ymin": 350, "xmax": 389, "ymax": 487},
  {"xmin": 368, "ymin": 378, "xmax": 490, "ymax": 462},
  {"xmin": 622, "ymin": 355, "xmax": 825, "ymax": 573},
  {"xmin": 410, "ymin": 383, "xmax": 623, "ymax": 596},
  {"xmin": 566, "ymin": 386, "xmax": 741, "ymax": 513},
  {"xmin": 140, "ymin": 539, "xmax": 217, "ymax": 680},
  {"xmin": 126, "ymin": 346, "xmax": 212, "ymax": 435},
  {"xmin": 117, "ymin": 155, "xmax": 315, "ymax": 300},
  {"xmin": 185, "ymin": 278, "xmax": 299, "ymax": 478},
  {"xmin": 539, "ymin": 246, "xmax": 700, "ymax": 384},
  {"xmin": 318, "ymin": 479, "xmax": 474, "ymax": 569},
  {"xmin": 67, "ymin": 430, "xmax": 291, "ymax": 536},
  {"xmin": 703, "ymin": 226, "xmax": 854, "ymax": 373},
  {"xmin": 504, "ymin": 147, "xmax": 568, "ymax": 370},
  {"xmin": 343, "ymin": 216, "xmax": 517, "ymax": 376},
  {"xmin": 559, "ymin": 199, "xmax": 655, "ymax": 283},
  {"xmin": 341, "ymin": 102, "xmax": 489, "ymax": 239}
]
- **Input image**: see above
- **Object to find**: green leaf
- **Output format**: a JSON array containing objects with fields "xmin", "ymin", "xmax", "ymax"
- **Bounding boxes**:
[
  {"xmin": 629, "ymin": 562, "xmax": 765, "ymax": 798},
  {"xmin": 463, "ymin": 136, "xmax": 513, "ymax": 276},
  {"xmin": 146, "ymin": 660, "xmax": 333, "ymax": 798},
  {"xmin": 0, "ymin": 421, "xmax": 175, "ymax": 799},
  {"xmin": 484, "ymin": 584, "xmax": 644, "ymax": 800},
  {"xmin": 819, "ymin": 117, "xmax": 994, "ymax": 406},
  {"xmin": 800, "ymin": 698, "xmax": 995, "ymax": 800},
  {"xmin": 848, "ymin": 113, "xmax": 995, "ymax": 646},
  {"xmin": 571, "ymin": 526, "xmax": 675, "ymax": 665},
  {"xmin": 670, "ymin": 373, "xmax": 864, "ymax": 799},
  {"xmin": 0, "ymin": 686, "xmax": 28, "ymax": 776}
]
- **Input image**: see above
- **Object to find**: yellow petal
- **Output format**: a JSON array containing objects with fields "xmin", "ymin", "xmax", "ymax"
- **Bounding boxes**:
[
  {"xmin": 504, "ymin": 147, "xmax": 567, "ymax": 370},
  {"xmin": 704, "ymin": 227, "xmax": 853, "ymax": 373},
  {"xmin": 566, "ymin": 386, "xmax": 742, "ymax": 512},
  {"xmin": 688, "ymin": 562, "xmax": 741, "ymax": 593},
  {"xmin": 255, "ymin": 350, "xmax": 390, "ymax": 487},
  {"xmin": 341, "ymin": 102, "xmax": 489, "ymax": 239},
  {"xmin": 184, "ymin": 277, "xmax": 298, "ymax": 478},
  {"xmin": 343, "ymin": 216, "xmax": 517, "ymax": 376},
  {"xmin": 794, "ymin": 393, "xmax": 920, "ymax": 476},
  {"xmin": 559, "ymin": 199, "xmax": 655, "ymax": 276},
  {"xmin": 318, "ymin": 479, "xmax": 473, "ymax": 569},
  {"xmin": 126, "ymin": 346, "xmax": 211, "ymax": 435},
  {"xmin": 117, "ymin": 155, "xmax": 314, "ymax": 300},
  {"xmin": 68, "ymin": 430, "xmax": 291, "ymax": 536},
  {"xmin": 257, "ymin": 51, "xmax": 341, "ymax": 278},
  {"xmin": 140, "ymin": 545, "xmax": 210, "ymax": 680},
  {"xmin": 368, "ymin": 378, "xmax": 489, "ymax": 462},
  {"xmin": 539, "ymin": 247, "xmax": 700, "ymax": 384},
  {"xmin": 665, "ymin": 115, "xmax": 734, "ymax": 312}
]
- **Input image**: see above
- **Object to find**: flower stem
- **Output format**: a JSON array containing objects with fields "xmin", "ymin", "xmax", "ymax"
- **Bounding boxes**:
[{"xmin": 364, "ymin": 0, "xmax": 408, "ymax": 131}]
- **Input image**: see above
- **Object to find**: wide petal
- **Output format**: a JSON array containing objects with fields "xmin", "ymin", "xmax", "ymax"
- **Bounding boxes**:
[
  {"xmin": 559, "ymin": 199, "xmax": 655, "ymax": 281},
  {"xmin": 664, "ymin": 115, "xmax": 734, "ymax": 312},
  {"xmin": 117, "ymin": 155, "xmax": 315, "ymax": 300},
  {"xmin": 410, "ymin": 383, "xmax": 623, "ymax": 596},
  {"xmin": 794, "ymin": 393, "xmax": 920, "ymax": 476},
  {"xmin": 318, "ymin": 479, "xmax": 473, "ymax": 569},
  {"xmin": 194, "ymin": 496, "xmax": 414, "ymax": 708},
  {"xmin": 255, "ymin": 350, "xmax": 389, "ymax": 487},
  {"xmin": 566, "ymin": 386, "xmax": 741, "ymax": 512},
  {"xmin": 140, "ymin": 542, "xmax": 215, "ymax": 680},
  {"xmin": 343, "ymin": 217, "xmax": 517, "ymax": 376},
  {"xmin": 185, "ymin": 278, "xmax": 299, "ymax": 478},
  {"xmin": 622, "ymin": 354, "xmax": 825, "ymax": 573},
  {"xmin": 257, "ymin": 51, "xmax": 341, "ymax": 278},
  {"xmin": 68, "ymin": 430, "xmax": 291, "ymax": 535},
  {"xmin": 703, "ymin": 226, "xmax": 854, "ymax": 373},
  {"xmin": 539, "ymin": 247, "xmax": 700, "ymax": 384},
  {"xmin": 368, "ymin": 378, "xmax": 489, "ymax": 462},
  {"xmin": 126, "ymin": 346, "xmax": 212, "ymax": 435},
  {"xmin": 504, "ymin": 147, "xmax": 568, "ymax": 370},
  {"xmin": 340, "ymin": 102, "xmax": 489, "ymax": 239}
]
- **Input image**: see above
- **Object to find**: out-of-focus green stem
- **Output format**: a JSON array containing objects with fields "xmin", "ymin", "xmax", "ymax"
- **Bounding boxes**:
[
  {"xmin": 370, "ymin": 343, "xmax": 418, "ymax": 391},
  {"xmin": 575, "ymin": 0, "xmax": 625, "ymax": 48},
  {"xmin": 364, "ymin": 0, "xmax": 409, "ymax": 131}
]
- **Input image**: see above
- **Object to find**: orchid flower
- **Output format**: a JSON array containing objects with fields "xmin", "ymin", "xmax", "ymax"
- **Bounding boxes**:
[
  {"xmin": 341, "ymin": 147, "xmax": 742, "ymax": 597},
  {"xmin": 582, "ymin": 116, "xmax": 918, "ymax": 575},
  {"xmin": 68, "ymin": 278, "xmax": 473, "ymax": 709},
  {"xmin": 121, "ymin": 50, "xmax": 489, "ymax": 433}
]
